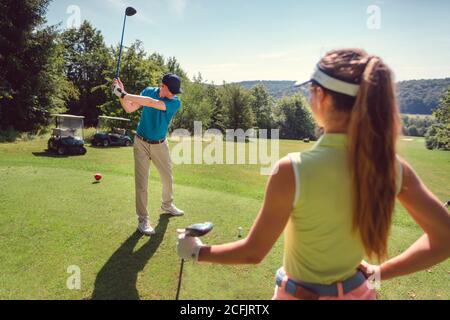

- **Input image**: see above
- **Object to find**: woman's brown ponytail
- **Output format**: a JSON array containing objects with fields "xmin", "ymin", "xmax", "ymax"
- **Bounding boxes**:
[{"xmin": 348, "ymin": 56, "xmax": 401, "ymax": 261}]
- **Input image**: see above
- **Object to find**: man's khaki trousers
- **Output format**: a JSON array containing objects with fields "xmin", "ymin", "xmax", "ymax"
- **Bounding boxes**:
[{"xmin": 134, "ymin": 137, "xmax": 173, "ymax": 222}]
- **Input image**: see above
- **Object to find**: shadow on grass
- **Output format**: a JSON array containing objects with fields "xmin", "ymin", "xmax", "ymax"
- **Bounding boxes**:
[
  {"xmin": 32, "ymin": 151, "xmax": 70, "ymax": 158},
  {"xmin": 32, "ymin": 151, "xmax": 86, "ymax": 158},
  {"xmin": 91, "ymin": 214, "xmax": 171, "ymax": 300},
  {"xmin": 90, "ymin": 145, "xmax": 133, "ymax": 149}
]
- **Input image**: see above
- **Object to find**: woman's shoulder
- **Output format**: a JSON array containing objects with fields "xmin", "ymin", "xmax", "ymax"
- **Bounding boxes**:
[
  {"xmin": 287, "ymin": 152, "xmax": 302, "ymax": 164},
  {"xmin": 287, "ymin": 147, "xmax": 322, "ymax": 166}
]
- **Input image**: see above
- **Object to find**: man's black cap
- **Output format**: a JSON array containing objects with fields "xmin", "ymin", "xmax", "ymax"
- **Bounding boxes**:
[{"xmin": 162, "ymin": 73, "xmax": 183, "ymax": 95}]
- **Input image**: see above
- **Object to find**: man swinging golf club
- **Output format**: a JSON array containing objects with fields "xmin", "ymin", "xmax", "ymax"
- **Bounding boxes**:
[{"xmin": 112, "ymin": 74, "xmax": 185, "ymax": 236}]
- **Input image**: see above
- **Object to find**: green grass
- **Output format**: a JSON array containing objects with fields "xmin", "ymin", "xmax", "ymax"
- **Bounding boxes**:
[{"xmin": 0, "ymin": 136, "xmax": 448, "ymax": 300}]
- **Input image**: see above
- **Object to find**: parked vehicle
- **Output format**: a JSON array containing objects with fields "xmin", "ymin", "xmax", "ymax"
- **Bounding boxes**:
[
  {"xmin": 47, "ymin": 115, "xmax": 87, "ymax": 156},
  {"xmin": 91, "ymin": 116, "xmax": 133, "ymax": 147}
]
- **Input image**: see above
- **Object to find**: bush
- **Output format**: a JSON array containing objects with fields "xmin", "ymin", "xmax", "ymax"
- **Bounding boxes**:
[
  {"xmin": 84, "ymin": 127, "xmax": 97, "ymax": 143},
  {"xmin": 0, "ymin": 128, "xmax": 42, "ymax": 143},
  {"xmin": 425, "ymin": 124, "xmax": 450, "ymax": 151},
  {"xmin": 407, "ymin": 125, "xmax": 419, "ymax": 137},
  {"xmin": 0, "ymin": 128, "xmax": 21, "ymax": 143}
]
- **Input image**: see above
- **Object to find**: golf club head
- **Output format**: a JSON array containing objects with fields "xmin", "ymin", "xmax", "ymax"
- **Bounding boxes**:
[
  {"xmin": 126, "ymin": 7, "xmax": 137, "ymax": 16},
  {"xmin": 179, "ymin": 222, "xmax": 214, "ymax": 237}
]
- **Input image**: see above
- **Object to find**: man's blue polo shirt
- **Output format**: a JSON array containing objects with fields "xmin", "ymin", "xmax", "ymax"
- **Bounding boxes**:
[{"xmin": 136, "ymin": 87, "xmax": 181, "ymax": 141}]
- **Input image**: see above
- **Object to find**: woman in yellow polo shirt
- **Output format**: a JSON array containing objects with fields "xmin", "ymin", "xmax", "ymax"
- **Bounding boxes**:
[{"xmin": 177, "ymin": 48, "xmax": 450, "ymax": 300}]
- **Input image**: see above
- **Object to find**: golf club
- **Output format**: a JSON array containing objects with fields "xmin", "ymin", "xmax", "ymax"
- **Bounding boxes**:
[
  {"xmin": 444, "ymin": 200, "xmax": 450, "ymax": 209},
  {"xmin": 115, "ymin": 6, "xmax": 137, "ymax": 79},
  {"xmin": 176, "ymin": 222, "xmax": 214, "ymax": 300}
]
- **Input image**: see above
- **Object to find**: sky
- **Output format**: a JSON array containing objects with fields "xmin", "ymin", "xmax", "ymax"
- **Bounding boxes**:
[{"xmin": 45, "ymin": 0, "xmax": 450, "ymax": 84}]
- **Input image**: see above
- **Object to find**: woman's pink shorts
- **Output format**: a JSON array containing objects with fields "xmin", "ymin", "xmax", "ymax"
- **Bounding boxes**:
[{"xmin": 272, "ymin": 271, "xmax": 377, "ymax": 300}]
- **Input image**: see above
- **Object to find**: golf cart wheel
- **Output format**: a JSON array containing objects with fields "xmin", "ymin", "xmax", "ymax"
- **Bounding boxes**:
[
  {"xmin": 57, "ymin": 146, "xmax": 66, "ymax": 156},
  {"xmin": 80, "ymin": 147, "xmax": 87, "ymax": 155},
  {"xmin": 102, "ymin": 139, "xmax": 110, "ymax": 147},
  {"xmin": 125, "ymin": 140, "xmax": 132, "ymax": 147},
  {"xmin": 48, "ymin": 140, "xmax": 55, "ymax": 151}
]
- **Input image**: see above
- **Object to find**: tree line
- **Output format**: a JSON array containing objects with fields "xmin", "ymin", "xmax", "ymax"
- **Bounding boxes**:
[
  {"xmin": 397, "ymin": 78, "xmax": 450, "ymax": 115},
  {"xmin": 402, "ymin": 115, "xmax": 436, "ymax": 137},
  {"xmin": 0, "ymin": 0, "xmax": 316, "ymax": 141},
  {"xmin": 239, "ymin": 79, "xmax": 450, "ymax": 116}
]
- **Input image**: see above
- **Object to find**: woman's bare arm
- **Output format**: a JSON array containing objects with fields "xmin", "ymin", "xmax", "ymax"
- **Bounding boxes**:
[{"xmin": 198, "ymin": 157, "xmax": 295, "ymax": 265}]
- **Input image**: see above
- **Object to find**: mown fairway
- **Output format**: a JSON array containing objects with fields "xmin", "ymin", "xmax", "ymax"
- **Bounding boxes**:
[{"xmin": 0, "ymin": 136, "xmax": 448, "ymax": 300}]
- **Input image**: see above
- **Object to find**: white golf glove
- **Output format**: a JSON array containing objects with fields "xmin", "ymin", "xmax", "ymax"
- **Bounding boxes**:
[
  {"xmin": 177, "ymin": 234, "xmax": 204, "ymax": 262},
  {"xmin": 111, "ymin": 83, "xmax": 127, "ymax": 99}
]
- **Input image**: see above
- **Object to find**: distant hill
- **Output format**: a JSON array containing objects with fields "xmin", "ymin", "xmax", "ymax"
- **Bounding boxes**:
[
  {"xmin": 239, "ymin": 80, "xmax": 299, "ymax": 99},
  {"xmin": 396, "ymin": 78, "xmax": 450, "ymax": 115},
  {"xmin": 236, "ymin": 78, "xmax": 450, "ymax": 115}
]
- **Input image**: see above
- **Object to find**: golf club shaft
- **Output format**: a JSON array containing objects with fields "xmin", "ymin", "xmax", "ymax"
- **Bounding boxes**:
[
  {"xmin": 175, "ymin": 224, "xmax": 213, "ymax": 300},
  {"xmin": 115, "ymin": 14, "xmax": 128, "ymax": 79},
  {"xmin": 175, "ymin": 259, "xmax": 185, "ymax": 300}
]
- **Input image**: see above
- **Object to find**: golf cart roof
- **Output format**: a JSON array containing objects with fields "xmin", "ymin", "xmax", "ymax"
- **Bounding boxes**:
[
  {"xmin": 51, "ymin": 114, "xmax": 85, "ymax": 119},
  {"xmin": 98, "ymin": 116, "xmax": 130, "ymax": 122}
]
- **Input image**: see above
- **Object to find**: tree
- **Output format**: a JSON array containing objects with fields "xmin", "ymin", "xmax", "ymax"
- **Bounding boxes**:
[
  {"xmin": 0, "ymin": 0, "xmax": 73, "ymax": 132},
  {"xmin": 275, "ymin": 94, "xmax": 316, "ymax": 140},
  {"xmin": 221, "ymin": 83, "xmax": 255, "ymax": 131},
  {"xmin": 425, "ymin": 88, "xmax": 450, "ymax": 151},
  {"xmin": 407, "ymin": 125, "xmax": 419, "ymax": 137},
  {"xmin": 167, "ymin": 56, "xmax": 187, "ymax": 78},
  {"xmin": 172, "ymin": 73, "xmax": 212, "ymax": 133},
  {"xmin": 250, "ymin": 84, "xmax": 274, "ymax": 130},
  {"xmin": 433, "ymin": 88, "xmax": 450, "ymax": 125},
  {"xmin": 205, "ymin": 84, "xmax": 226, "ymax": 132},
  {"xmin": 425, "ymin": 124, "xmax": 449, "ymax": 151},
  {"xmin": 60, "ymin": 21, "xmax": 112, "ymax": 126}
]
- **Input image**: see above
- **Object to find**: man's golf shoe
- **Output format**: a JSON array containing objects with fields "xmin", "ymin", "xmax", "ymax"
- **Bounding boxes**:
[
  {"xmin": 138, "ymin": 220, "xmax": 156, "ymax": 236},
  {"xmin": 161, "ymin": 205, "xmax": 185, "ymax": 217}
]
